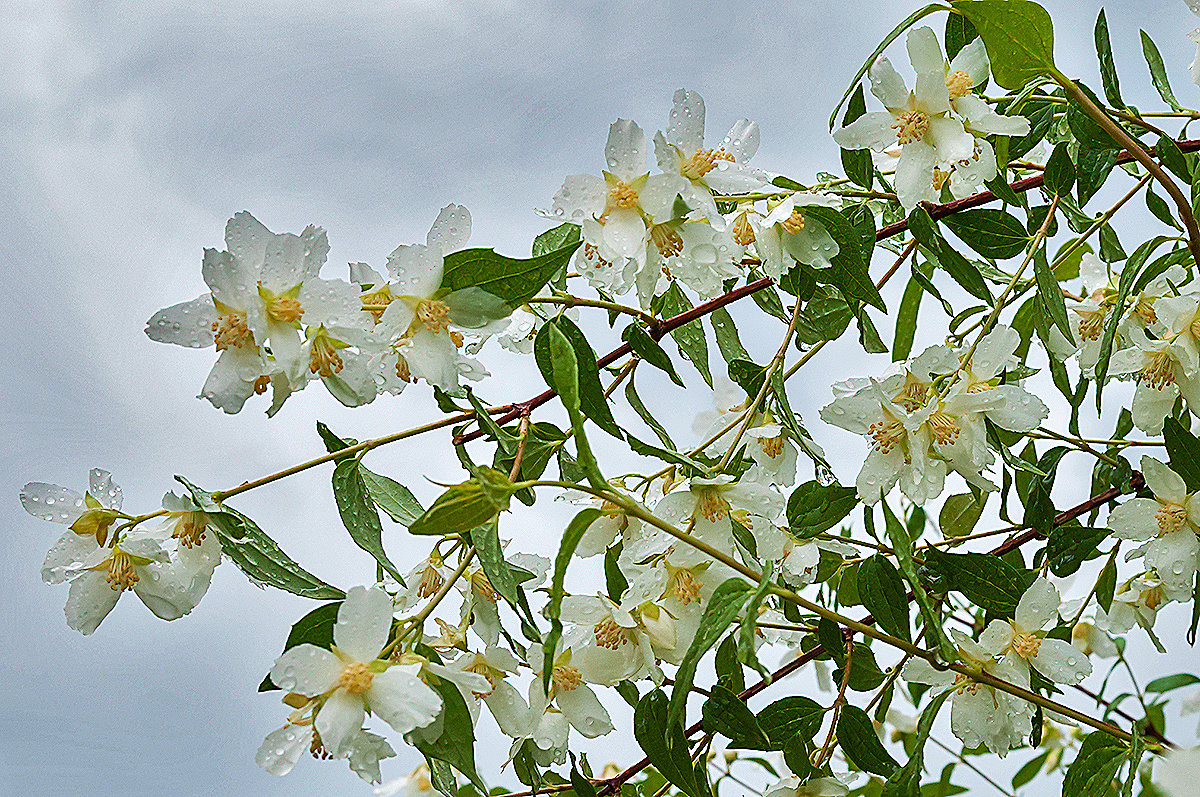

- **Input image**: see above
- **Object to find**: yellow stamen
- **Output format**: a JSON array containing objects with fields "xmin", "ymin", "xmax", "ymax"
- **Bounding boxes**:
[
  {"xmin": 732, "ymin": 212, "xmax": 756, "ymax": 245},
  {"xmin": 593, "ymin": 617, "xmax": 629, "ymax": 650},
  {"xmin": 471, "ymin": 570, "xmax": 499, "ymax": 603},
  {"xmin": 212, "ymin": 313, "xmax": 254, "ymax": 351},
  {"xmin": 1076, "ymin": 310, "xmax": 1107, "ymax": 342},
  {"xmin": 252, "ymin": 375, "xmax": 270, "ymax": 395},
  {"xmin": 360, "ymin": 286, "xmax": 394, "ymax": 323},
  {"xmin": 666, "ymin": 567, "xmax": 703, "ymax": 605},
  {"xmin": 892, "ymin": 109, "xmax": 930, "ymax": 145},
  {"xmin": 582, "ymin": 243, "xmax": 612, "ymax": 269},
  {"xmin": 696, "ymin": 489, "xmax": 729, "ymax": 523},
  {"xmin": 650, "ymin": 225, "xmax": 684, "ymax": 258},
  {"xmin": 105, "ymin": 550, "xmax": 138, "ymax": 592},
  {"xmin": 945, "ymin": 70, "xmax": 974, "ymax": 100},
  {"xmin": 869, "ymin": 418, "xmax": 906, "ymax": 455},
  {"xmin": 337, "ymin": 662, "xmax": 374, "ymax": 695},
  {"xmin": 308, "ymin": 333, "xmax": 344, "ymax": 377},
  {"xmin": 1010, "ymin": 630, "xmax": 1041, "ymax": 660},
  {"xmin": 928, "ymin": 411, "xmax": 962, "ymax": 446},
  {"xmin": 416, "ymin": 559, "xmax": 445, "ymax": 599},
  {"xmin": 931, "ymin": 168, "xmax": 951, "ymax": 191},
  {"xmin": 780, "ymin": 210, "xmax": 806, "ymax": 235},
  {"xmin": 416, "ymin": 299, "xmax": 451, "ymax": 334},
  {"xmin": 552, "ymin": 664, "xmax": 583, "ymax": 692},
  {"xmin": 680, "ymin": 147, "xmax": 734, "ymax": 181},
  {"xmin": 1140, "ymin": 351, "xmax": 1176, "ymax": 390},
  {"xmin": 310, "ymin": 730, "xmax": 333, "ymax": 760},
  {"xmin": 759, "ymin": 434, "xmax": 785, "ymax": 458},
  {"xmin": 173, "ymin": 511, "xmax": 208, "ymax": 548},
  {"xmin": 1156, "ymin": 504, "xmax": 1187, "ymax": 535},
  {"xmin": 608, "ymin": 180, "xmax": 640, "ymax": 210},
  {"xmin": 892, "ymin": 374, "xmax": 929, "ymax": 413}
]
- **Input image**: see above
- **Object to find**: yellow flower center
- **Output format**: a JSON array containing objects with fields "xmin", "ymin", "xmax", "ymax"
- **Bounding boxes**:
[
  {"xmin": 471, "ymin": 570, "xmax": 499, "ymax": 603},
  {"xmin": 1010, "ymin": 630, "xmax": 1041, "ymax": 660},
  {"xmin": 1133, "ymin": 298, "xmax": 1158, "ymax": 325},
  {"xmin": 608, "ymin": 180, "xmax": 640, "ymax": 210},
  {"xmin": 212, "ymin": 312, "xmax": 255, "ymax": 351},
  {"xmin": 260, "ymin": 284, "xmax": 304, "ymax": 324},
  {"xmin": 650, "ymin": 224, "xmax": 684, "ymax": 258},
  {"xmin": 416, "ymin": 299, "xmax": 451, "ymax": 334},
  {"xmin": 680, "ymin": 147, "xmax": 734, "ymax": 181},
  {"xmin": 337, "ymin": 662, "xmax": 374, "ymax": 695},
  {"xmin": 173, "ymin": 511, "xmax": 208, "ymax": 548},
  {"xmin": 732, "ymin": 213, "xmax": 756, "ymax": 245},
  {"xmin": 582, "ymin": 243, "xmax": 613, "ymax": 269},
  {"xmin": 696, "ymin": 489, "xmax": 729, "ymax": 523},
  {"xmin": 893, "ymin": 375, "xmax": 929, "ymax": 413},
  {"xmin": 666, "ymin": 567, "xmax": 703, "ymax": 605},
  {"xmin": 1140, "ymin": 351, "xmax": 1176, "ymax": 390},
  {"xmin": 308, "ymin": 331, "xmax": 344, "ymax": 377},
  {"xmin": 869, "ymin": 418, "xmax": 906, "ymax": 455},
  {"xmin": 953, "ymin": 672, "xmax": 982, "ymax": 696},
  {"xmin": 360, "ymin": 285, "xmax": 394, "ymax": 323},
  {"xmin": 552, "ymin": 664, "xmax": 583, "ymax": 692},
  {"xmin": 945, "ymin": 70, "xmax": 974, "ymax": 100},
  {"xmin": 780, "ymin": 210, "xmax": 806, "ymax": 235},
  {"xmin": 928, "ymin": 411, "xmax": 962, "ymax": 446},
  {"xmin": 1156, "ymin": 504, "xmax": 1188, "ymax": 535},
  {"xmin": 892, "ymin": 109, "xmax": 930, "ymax": 145},
  {"xmin": 1076, "ymin": 309, "xmax": 1107, "ymax": 342},
  {"xmin": 593, "ymin": 617, "xmax": 629, "ymax": 650},
  {"xmin": 759, "ymin": 433, "xmax": 785, "ymax": 459},
  {"xmin": 416, "ymin": 560, "xmax": 445, "ymax": 599},
  {"xmin": 104, "ymin": 550, "xmax": 139, "ymax": 592},
  {"xmin": 931, "ymin": 167, "xmax": 951, "ymax": 191}
]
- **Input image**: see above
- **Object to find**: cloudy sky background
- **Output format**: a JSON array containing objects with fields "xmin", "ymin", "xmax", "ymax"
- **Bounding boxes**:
[{"xmin": 4, "ymin": 1, "xmax": 1200, "ymax": 794}]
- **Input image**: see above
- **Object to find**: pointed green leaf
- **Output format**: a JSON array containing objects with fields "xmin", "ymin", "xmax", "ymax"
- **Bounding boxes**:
[
  {"xmin": 950, "ymin": 0, "xmax": 1056, "ymax": 90},
  {"xmin": 332, "ymin": 460, "xmax": 403, "ymax": 582}
]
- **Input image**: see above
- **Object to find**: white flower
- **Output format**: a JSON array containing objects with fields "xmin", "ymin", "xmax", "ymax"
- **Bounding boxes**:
[
  {"xmin": 560, "ymin": 594, "xmax": 658, "ymax": 686},
  {"xmin": 1097, "ymin": 572, "xmax": 1173, "ymax": 636},
  {"xmin": 978, "ymin": 577, "xmax": 1093, "ymax": 685},
  {"xmin": 750, "ymin": 193, "xmax": 841, "ymax": 280},
  {"xmin": 833, "ymin": 28, "xmax": 979, "ymax": 211},
  {"xmin": 1109, "ymin": 329, "xmax": 1200, "ymax": 435},
  {"xmin": 744, "ymin": 421, "xmax": 800, "ymax": 487},
  {"xmin": 267, "ymin": 586, "xmax": 443, "ymax": 757},
  {"xmin": 902, "ymin": 628, "xmax": 1036, "ymax": 756},
  {"xmin": 765, "ymin": 775, "xmax": 850, "ymax": 797},
  {"xmin": 24, "ymin": 471, "xmax": 212, "ymax": 634},
  {"xmin": 652, "ymin": 476, "xmax": 785, "ymax": 564},
  {"xmin": 527, "ymin": 642, "xmax": 615, "ymax": 738},
  {"xmin": 1188, "ymin": 0, "xmax": 1200, "ymax": 85},
  {"xmin": 146, "ymin": 212, "xmax": 364, "ymax": 413},
  {"xmin": 639, "ymin": 219, "xmax": 744, "ymax": 304},
  {"xmin": 1107, "ymin": 457, "xmax": 1200, "ymax": 599},
  {"xmin": 374, "ymin": 204, "xmax": 506, "ymax": 392},
  {"xmin": 653, "ymin": 89, "xmax": 768, "ymax": 225},
  {"xmin": 256, "ymin": 723, "xmax": 394, "ymax": 784},
  {"xmin": 1154, "ymin": 746, "xmax": 1200, "ymax": 797},
  {"xmin": 542, "ymin": 119, "xmax": 689, "ymax": 294},
  {"xmin": 375, "ymin": 764, "xmax": 440, "ymax": 797}
]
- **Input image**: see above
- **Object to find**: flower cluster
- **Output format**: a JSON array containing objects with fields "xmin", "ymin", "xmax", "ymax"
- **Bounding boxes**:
[{"xmin": 819, "ymin": 325, "xmax": 1048, "ymax": 505}]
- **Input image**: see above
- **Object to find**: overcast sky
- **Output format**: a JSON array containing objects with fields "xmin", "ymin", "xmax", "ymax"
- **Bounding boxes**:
[{"xmin": 4, "ymin": 1, "xmax": 1200, "ymax": 794}]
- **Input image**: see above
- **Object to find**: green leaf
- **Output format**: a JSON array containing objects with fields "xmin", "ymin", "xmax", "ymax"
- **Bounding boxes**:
[
  {"xmin": 1145, "ymin": 672, "xmax": 1200, "ymax": 693},
  {"xmin": 942, "ymin": 209, "xmax": 1030, "ymax": 260},
  {"xmin": 1140, "ymin": 30, "xmax": 1183, "ymax": 112},
  {"xmin": 1048, "ymin": 525, "xmax": 1112, "ymax": 577},
  {"xmin": 625, "ymin": 377, "xmax": 676, "ymax": 449},
  {"xmin": 359, "ymin": 470, "xmax": 424, "ymax": 526},
  {"xmin": 469, "ymin": 520, "xmax": 522, "ymax": 615},
  {"xmin": 859, "ymin": 555, "xmax": 911, "ymax": 643},
  {"xmin": 1096, "ymin": 555, "xmax": 1118, "ymax": 614},
  {"xmin": 408, "ymin": 470, "xmax": 514, "ymax": 536},
  {"xmin": 258, "ymin": 602, "xmax": 341, "ymax": 691},
  {"xmin": 738, "ymin": 561, "xmax": 776, "ymax": 681},
  {"xmin": 921, "ymin": 548, "xmax": 1035, "ymax": 618},
  {"xmin": 1095, "ymin": 237, "xmax": 1173, "ymax": 393},
  {"xmin": 950, "ymin": 0, "xmax": 1056, "ymax": 90},
  {"xmin": 1156, "ymin": 136, "xmax": 1191, "ymax": 182},
  {"xmin": 786, "ymin": 481, "xmax": 859, "ymax": 539},
  {"xmin": 332, "ymin": 460, "xmax": 403, "ymax": 582},
  {"xmin": 532, "ymin": 223, "xmax": 581, "ymax": 257},
  {"xmin": 1093, "ymin": 9, "xmax": 1123, "ymax": 109},
  {"xmin": 634, "ymin": 689, "xmax": 706, "ymax": 797},
  {"xmin": 945, "ymin": 11, "xmax": 979, "ymax": 60},
  {"xmin": 829, "ymin": 3, "xmax": 948, "ymax": 128},
  {"xmin": 882, "ymin": 690, "xmax": 951, "ymax": 797},
  {"xmin": 440, "ymin": 242, "xmax": 580, "ymax": 307},
  {"xmin": 543, "ymin": 509, "xmax": 601, "ymax": 694},
  {"xmin": 805, "ymin": 205, "xmax": 885, "ymax": 312},
  {"xmin": 908, "ymin": 207, "xmax": 993, "ymax": 303},
  {"xmin": 1164, "ymin": 417, "xmax": 1200, "ymax": 492},
  {"xmin": 1034, "ymin": 248, "xmax": 1072, "ymax": 341},
  {"xmin": 409, "ymin": 674, "xmax": 488, "ymax": 794},
  {"xmin": 757, "ymin": 696, "xmax": 825, "ymax": 750},
  {"xmin": 879, "ymin": 500, "xmax": 954, "ymax": 660},
  {"xmin": 179, "ymin": 477, "xmax": 344, "ymax": 600},
  {"xmin": 1043, "ymin": 143, "xmax": 1076, "ymax": 197},
  {"xmin": 668, "ymin": 577, "xmax": 753, "ymax": 729},
  {"xmin": 841, "ymin": 85, "xmax": 874, "ymax": 189},
  {"xmin": 893, "ymin": 273, "xmax": 924, "ymax": 362},
  {"xmin": 1063, "ymin": 731, "xmax": 1126, "ymax": 797},
  {"xmin": 623, "ymin": 323, "xmax": 684, "ymax": 387},
  {"xmin": 702, "ymin": 683, "xmax": 771, "ymax": 750},
  {"xmin": 655, "ymin": 283, "xmax": 711, "ymax": 385},
  {"xmin": 1066, "ymin": 89, "xmax": 1121, "ymax": 152},
  {"xmin": 838, "ymin": 705, "xmax": 900, "ymax": 776},
  {"xmin": 711, "ymin": 306, "xmax": 751, "ymax": 367},
  {"xmin": 939, "ymin": 493, "xmax": 987, "ymax": 537},
  {"xmin": 534, "ymin": 316, "xmax": 621, "ymax": 438},
  {"xmin": 854, "ymin": 305, "xmax": 889, "ymax": 354},
  {"xmin": 795, "ymin": 286, "xmax": 853, "ymax": 346},
  {"xmin": 625, "ymin": 433, "xmax": 709, "ymax": 476},
  {"xmin": 1077, "ymin": 147, "xmax": 1120, "ymax": 206}
]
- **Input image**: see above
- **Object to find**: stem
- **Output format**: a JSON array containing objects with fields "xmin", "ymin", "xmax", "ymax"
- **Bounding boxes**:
[
  {"xmin": 525, "ymin": 295, "xmax": 657, "ymax": 326},
  {"xmin": 1054, "ymin": 72, "xmax": 1200, "ymax": 269}
]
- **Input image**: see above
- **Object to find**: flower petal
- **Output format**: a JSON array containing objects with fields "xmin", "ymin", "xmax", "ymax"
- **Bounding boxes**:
[
  {"xmin": 1142, "ymin": 456, "xmax": 1189, "ymax": 505},
  {"xmin": 89, "ymin": 469, "xmax": 123, "ymax": 511},
  {"xmin": 605, "ymin": 119, "xmax": 648, "ymax": 181},
  {"xmin": 64, "ymin": 570, "xmax": 122, "ymax": 635},
  {"xmin": 368, "ymin": 665, "xmax": 444, "ymax": 734},
  {"xmin": 1107, "ymin": 498, "xmax": 1161, "ymax": 541},
  {"xmin": 21, "ymin": 483, "xmax": 85, "ymax": 525},
  {"xmin": 868, "ymin": 57, "xmax": 909, "ymax": 109},
  {"xmin": 270, "ymin": 645, "xmax": 343, "ymax": 696},
  {"xmin": 556, "ymin": 682, "xmax": 614, "ymax": 738},
  {"xmin": 315, "ymin": 688, "xmax": 366, "ymax": 757},
  {"xmin": 1015, "ymin": 576, "xmax": 1060, "ymax": 631},
  {"xmin": 334, "ymin": 585, "xmax": 394, "ymax": 663},
  {"xmin": 255, "ymin": 724, "xmax": 311, "ymax": 776},
  {"xmin": 1032, "ymin": 637, "xmax": 1092, "ymax": 684},
  {"xmin": 426, "ymin": 204, "xmax": 472, "ymax": 255},
  {"xmin": 833, "ymin": 112, "xmax": 898, "ymax": 152},
  {"xmin": 145, "ymin": 294, "xmax": 218, "ymax": 348},
  {"xmin": 667, "ymin": 89, "xmax": 705, "ymax": 153}
]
